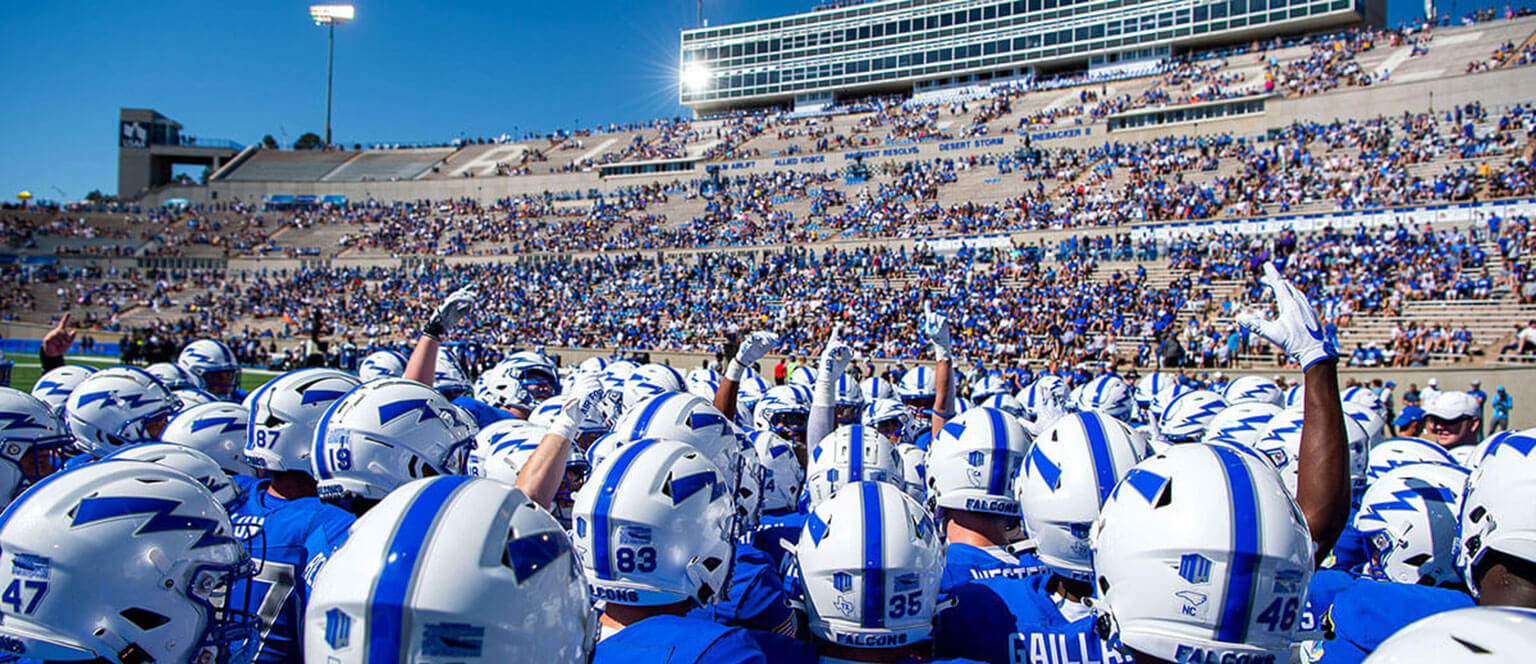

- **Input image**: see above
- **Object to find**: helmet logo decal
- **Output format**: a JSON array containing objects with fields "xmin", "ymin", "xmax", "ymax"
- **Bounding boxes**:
[{"xmin": 71, "ymin": 496, "xmax": 231, "ymax": 549}]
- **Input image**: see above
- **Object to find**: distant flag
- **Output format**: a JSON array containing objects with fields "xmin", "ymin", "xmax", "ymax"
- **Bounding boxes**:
[{"xmin": 282, "ymin": 313, "xmax": 299, "ymax": 327}]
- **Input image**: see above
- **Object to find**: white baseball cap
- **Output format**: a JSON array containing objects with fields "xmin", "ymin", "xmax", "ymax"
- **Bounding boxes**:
[
  {"xmin": 1425, "ymin": 391, "xmax": 1479, "ymax": 420},
  {"xmin": 1427, "ymin": 378, "xmax": 1440, "ymax": 387}
]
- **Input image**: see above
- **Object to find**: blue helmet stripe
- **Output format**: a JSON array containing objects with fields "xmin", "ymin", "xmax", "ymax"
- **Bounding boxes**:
[
  {"xmin": 1081, "ymin": 413, "xmax": 1117, "ymax": 507},
  {"xmin": 629, "ymin": 393, "xmax": 676, "ymax": 439},
  {"xmin": 860, "ymin": 481, "xmax": 885, "ymax": 628},
  {"xmin": 592, "ymin": 438, "xmax": 659, "ymax": 579},
  {"xmin": 986, "ymin": 408, "xmax": 1009, "ymax": 496},
  {"xmin": 367, "ymin": 476, "xmax": 468, "ymax": 664},
  {"xmin": 1212, "ymin": 444, "xmax": 1261, "ymax": 644},
  {"xmin": 849, "ymin": 426, "xmax": 864, "ymax": 482}
]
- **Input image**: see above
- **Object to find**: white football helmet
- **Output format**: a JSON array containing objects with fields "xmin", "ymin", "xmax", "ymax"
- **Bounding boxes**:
[
  {"xmin": 795, "ymin": 481, "xmax": 942, "ymax": 648},
  {"xmin": 174, "ymin": 388, "xmax": 219, "ymax": 411},
  {"xmin": 1251, "ymin": 407, "xmax": 1370, "ymax": 498},
  {"xmin": 306, "ymin": 476, "xmax": 594, "ymax": 663},
  {"xmin": 476, "ymin": 420, "xmax": 587, "ymax": 525},
  {"xmin": 103, "ymin": 442, "xmax": 242, "ymax": 509},
  {"xmin": 1075, "ymin": 375, "xmax": 1133, "ymax": 422},
  {"xmin": 1158, "ymin": 390, "xmax": 1229, "ymax": 444},
  {"xmin": 30, "ymin": 364, "xmax": 96, "ymax": 418},
  {"xmin": 834, "ymin": 372, "xmax": 866, "ymax": 425},
  {"xmin": 476, "ymin": 351, "xmax": 561, "ymax": 415},
  {"xmin": 970, "ymin": 375, "xmax": 1010, "ymax": 402},
  {"xmin": 312, "ymin": 379, "xmax": 478, "ymax": 503},
  {"xmin": 1365, "ymin": 437, "xmax": 1458, "ymax": 484},
  {"xmin": 1459, "ymin": 432, "xmax": 1536, "ymax": 597},
  {"xmin": 1090, "ymin": 443, "xmax": 1313, "ymax": 663},
  {"xmin": 65, "ymin": 366, "xmax": 179, "ymax": 458},
  {"xmin": 466, "ymin": 418, "xmax": 543, "ymax": 480},
  {"xmin": 0, "ymin": 460, "xmax": 257, "ymax": 664},
  {"xmin": 244, "ymin": 368, "xmax": 361, "ymax": 474},
  {"xmin": 356, "ymin": 349, "xmax": 407, "ymax": 382},
  {"xmin": 861, "ymin": 376, "xmax": 895, "ymax": 402},
  {"xmin": 622, "ymin": 363, "xmax": 686, "ymax": 411},
  {"xmin": 754, "ymin": 385, "xmax": 811, "ymax": 446},
  {"xmin": 1146, "ymin": 380, "xmax": 1190, "ymax": 427},
  {"xmin": 751, "ymin": 429, "xmax": 804, "ymax": 513},
  {"xmin": 895, "ymin": 442, "xmax": 928, "ymax": 504},
  {"xmin": 609, "ymin": 392, "xmax": 760, "ymax": 530},
  {"xmin": 805, "ymin": 424, "xmax": 905, "ymax": 507},
  {"xmin": 161, "ymin": 402, "xmax": 255, "ymax": 476},
  {"xmin": 1354, "ymin": 462, "xmax": 1469, "ymax": 587},
  {"xmin": 571, "ymin": 438, "xmax": 735, "ymax": 607},
  {"xmin": 979, "ymin": 393, "xmax": 1025, "ymax": 419},
  {"xmin": 1462, "ymin": 430, "xmax": 1525, "ymax": 470},
  {"xmin": 578, "ymin": 355, "xmax": 612, "ymax": 376},
  {"xmin": 896, "ymin": 366, "xmax": 937, "ymax": 411},
  {"xmin": 926, "ymin": 407, "xmax": 1029, "ymax": 517},
  {"xmin": 1342, "ymin": 401, "xmax": 1387, "ymax": 448},
  {"xmin": 1342, "ymin": 385, "xmax": 1385, "ymax": 416},
  {"xmin": 146, "ymin": 361, "xmax": 203, "ymax": 391},
  {"xmin": 432, "ymin": 347, "xmax": 473, "ymax": 400},
  {"xmin": 1222, "ymin": 376, "xmax": 1282, "ymax": 406},
  {"xmin": 1203, "ymin": 402, "xmax": 1281, "ymax": 449},
  {"xmin": 1017, "ymin": 411, "xmax": 1145, "ymax": 581},
  {"xmin": 0, "ymin": 387, "xmax": 74, "ymax": 505},
  {"xmin": 788, "ymin": 365, "xmax": 817, "ymax": 388},
  {"xmin": 1132, "ymin": 371, "xmax": 1178, "ymax": 410},
  {"xmin": 863, "ymin": 398, "xmax": 919, "ymax": 448},
  {"xmin": 177, "ymin": 338, "xmax": 242, "ymax": 399},
  {"xmin": 1363, "ymin": 607, "xmax": 1536, "ymax": 663},
  {"xmin": 1020, "ymin": 376, "xmax": 1068, "ymax": 421}
]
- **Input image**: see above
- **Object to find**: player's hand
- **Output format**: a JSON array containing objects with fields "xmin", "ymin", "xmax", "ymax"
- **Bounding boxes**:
[
  {"xmin": 41, "ymin": 313, "xmax": 76, "ymax": 358},
  {"xmin": 562, "ymin": 373, "xmax": 606, "ymax": 426},
  {"xmin": 734, "ymin": 330, "xmax": 780, "ymax": 368},
  {"xmin": 423, "ymin": 286, "xmax": 477, "ymax": 339},
  {"xmin": 922, "ymin": 303, "xmax": 952, "ymax": 360},
  {"xmin": 818, "ymin": 327, "xmax": 854, "ymax": 378},
  {"xmin": 1236, "ymin": 263, "xmax": 1337, "ymax": 370}
]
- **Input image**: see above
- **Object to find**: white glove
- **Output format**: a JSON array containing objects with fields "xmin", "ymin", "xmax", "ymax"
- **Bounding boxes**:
[
  {"xmin": 922, "ymin": 303, "xmax": 952, "ymax": 361},
  {"xmin": 727, "ymin": 330, "xmax": 779, "ymax": 381},
  {"xmin": 423, "ymin": 286, "xmax": 477, "ymax": 339},
  {"xmin": 1236, "ymin": 263, "xmax": 1337, "ymax": 370},
  {"xmin": 818, "ymin": 327, "xmax": 854, "ymax": 378},
  {"xmin": 547, "ymin": 373, "xmax": 605, "ymax": 441}
]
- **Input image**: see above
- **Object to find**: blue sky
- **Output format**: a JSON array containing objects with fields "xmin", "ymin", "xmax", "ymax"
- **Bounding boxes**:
[{"xmin": 0, "ymin": 0, "xmax": 1520, "ymax": 200}]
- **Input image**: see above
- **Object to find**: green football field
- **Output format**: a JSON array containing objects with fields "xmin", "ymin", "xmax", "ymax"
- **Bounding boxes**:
[{"xmin": 8, "ymin": 357, "xmax": 276, "ymax": 394}]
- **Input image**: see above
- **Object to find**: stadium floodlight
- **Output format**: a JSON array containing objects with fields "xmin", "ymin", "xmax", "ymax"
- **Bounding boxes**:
[
  {"xmin": 309, "ymin": 5, "xmax": 355, "ymax": 148},
  {"xmin": 681, "ymin": 63, "xmax": 711, "ymax": 92}
]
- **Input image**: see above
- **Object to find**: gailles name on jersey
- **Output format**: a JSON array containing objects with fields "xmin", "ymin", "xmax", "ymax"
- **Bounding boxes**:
[
  {"xmin": 835, "ymin": 632, "xmax": 909, "ymax": 647},
  {"xmin": 1011, "ymin": 631, "xmax": 1124, "ymax": 664},
  {"xmin": 1173, "ymin": 646, "xmax": 1276, "ymax": 664}
]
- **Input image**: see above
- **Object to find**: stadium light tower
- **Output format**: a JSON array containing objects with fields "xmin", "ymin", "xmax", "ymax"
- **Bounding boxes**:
[{"xmin": 310, "ymin": 4, "xmax": 355, "ymax": 148}]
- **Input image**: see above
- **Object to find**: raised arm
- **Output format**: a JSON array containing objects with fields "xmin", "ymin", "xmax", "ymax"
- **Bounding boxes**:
[
  {"xmin": 1238, "ymin": 262, "xmax": 1346, "ymax": 565},
  {"xmin": 715, "ymin": 330, "xmax": 779, "ymax": 419},
  {"xmin": 923, "ymin": 304, "xmax": 954, "ymax": 441},
  {"xmin": 807, "ymin": 327, "xmax": 853, "ymax": 448},
  {"xmin": 517, "ymin": 373, "xmax": 605, "ymax": 509},
  {"xmin": 403, "ymin": 286, "xmax": 477, "ymax": 385}
]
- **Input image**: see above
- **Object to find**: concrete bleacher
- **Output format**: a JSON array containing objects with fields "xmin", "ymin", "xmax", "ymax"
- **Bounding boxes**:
[
  {"xmin": 320, "ymin": 148, "xmax": 453, "ymax": 182},
  {"xmin": 222, "ymin": 150, "xmax": 359, "ymax": 182}
]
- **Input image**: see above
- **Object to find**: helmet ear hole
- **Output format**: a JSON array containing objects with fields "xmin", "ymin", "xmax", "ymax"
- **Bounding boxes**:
[
  {"xmin": 1155, "ymin": 482, "xmax": 1173, "ymax": 508},
  {"xmin": 119, "ymin": 607, "xmax": 172, "ymax": 630}
]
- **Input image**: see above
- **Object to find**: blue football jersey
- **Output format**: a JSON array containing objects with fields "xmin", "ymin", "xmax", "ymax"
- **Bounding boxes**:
[
  {"xmin": 689, "ymin": 543, "xmax": 796, "ymax": 635},
  {"xmin": 452, "ymin": 395, "xmax": 514, "ymax": 428},
  {"xmin": 1323, "ymin": 516, "xmax": 1368, "ymax": 572},
  {"xmin": 230, "ymin": 481, "xmax": 355, "ymax": 664},
  {"xmin": 941, "ymin": 542, "xmax": 1049, "ymax": 595},
  {"xmin": 935, "ymin": 574, "xmax": 1125, "ymax": 664},
  {"xmin": 750, "ymin": 508, "xmax": 808, "ymax": 571},
  {"xmin": 593, "ymin": 614, "xmax": 777, "ymax": 664},
  {"xmin": 1299, "ymin": 569, "xmax": 1474, "ymax": 664}
]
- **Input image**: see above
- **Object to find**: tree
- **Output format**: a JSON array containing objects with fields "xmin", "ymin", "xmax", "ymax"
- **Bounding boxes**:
[
  {"xmin": 262, "ymin": 134, "xmax": 279, "ymax": 149},
  {"xmin": 85, "ymin": 190, "xmax": 117, "ymax": 203},
  {"xmin": 294, "ymin": 132, "xmax": 324, "ymax": 150}
]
